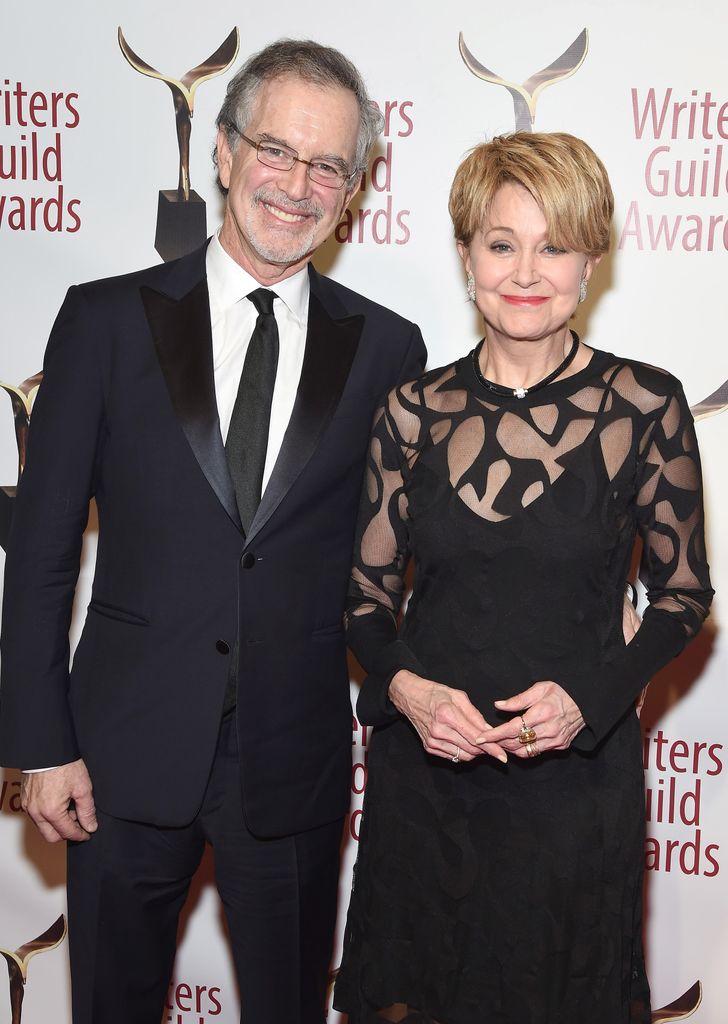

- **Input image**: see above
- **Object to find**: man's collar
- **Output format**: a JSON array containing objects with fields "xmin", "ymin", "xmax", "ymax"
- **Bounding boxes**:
[{"xmin": 207, "ymin": 232, "xmax": 309, "ymax": 325}]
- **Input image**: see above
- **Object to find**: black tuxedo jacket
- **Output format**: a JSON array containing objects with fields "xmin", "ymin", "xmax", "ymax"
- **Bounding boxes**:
[{"xmin": 0, "ymin": 243, "xmax": 425, "ymax": 836}]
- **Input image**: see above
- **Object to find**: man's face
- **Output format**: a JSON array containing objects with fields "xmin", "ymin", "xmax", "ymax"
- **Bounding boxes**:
[{"xmin": 217, "ymin": 74, "xmax": 361, "ymax": 283}]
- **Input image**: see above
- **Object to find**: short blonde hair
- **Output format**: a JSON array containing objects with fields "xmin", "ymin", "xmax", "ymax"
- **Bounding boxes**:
[{"xmin": 448, "ymin": 132, "xmax": 614, "ymax": 258}]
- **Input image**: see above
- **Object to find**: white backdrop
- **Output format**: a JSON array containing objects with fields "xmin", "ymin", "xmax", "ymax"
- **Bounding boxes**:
[{"xmin": 1, "ymin": 1, "xmax": 726, "ymax": 1021}]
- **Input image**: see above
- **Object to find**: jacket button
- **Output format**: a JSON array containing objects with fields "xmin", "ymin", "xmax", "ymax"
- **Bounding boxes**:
[
  {"xmin": 241, "ymin": 553, "xmax": 256, "ymax": 569},
  {"xmin": 216, "ymin": 639, "xmax": 230, "ymax": 655}
]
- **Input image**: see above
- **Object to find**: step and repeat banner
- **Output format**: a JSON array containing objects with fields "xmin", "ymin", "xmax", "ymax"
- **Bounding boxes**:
[{"xmin": 1, "ymin": 1, "xmax": 726, "ymax": 1021}]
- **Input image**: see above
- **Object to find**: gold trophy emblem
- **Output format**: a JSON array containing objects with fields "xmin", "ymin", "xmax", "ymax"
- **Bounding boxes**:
[
  {"xmin": 458, "ymin": 29, "xmax": 589, "ymax": 132},
  {"xmin": 691, "ymin": 379, "xmax": 728, "ymax": 421},
  {"xmin": 118, "ymin": 27, "xmax": 240, "ymax": 261},
  {"xmin": 0, "ymin": 372, "xmax": 42, "ymax": 550},
  {"xmin": 1, "ymin": 915, "xmax": 66, "ymax": 1024},
  {"xmin": 652, "ymin": 980, "xmax": 702, "ymax": 1022}
]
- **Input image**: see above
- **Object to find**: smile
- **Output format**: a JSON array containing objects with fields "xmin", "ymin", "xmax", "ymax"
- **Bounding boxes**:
[
  {"xmin": 261, "ymin": 202, "xmax": 308, "ymax": 224},
  {"xmin": 501, "ymin": 295, "xmax": 550, "ymax": 306}
]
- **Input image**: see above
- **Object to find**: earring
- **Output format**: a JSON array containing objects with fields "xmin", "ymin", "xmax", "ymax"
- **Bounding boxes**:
[
  {"xmin": 579, "ymin": 278, "xmax": 588, "ymax": 303},
  {"xmin": 467, "ymin": 273, "xmax": 476, "ymax": 302}
]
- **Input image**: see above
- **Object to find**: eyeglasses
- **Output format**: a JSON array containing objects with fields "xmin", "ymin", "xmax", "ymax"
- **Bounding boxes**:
[{"xmin": 235, "ymin": 130, "xmax": 356, "ymax": 190}]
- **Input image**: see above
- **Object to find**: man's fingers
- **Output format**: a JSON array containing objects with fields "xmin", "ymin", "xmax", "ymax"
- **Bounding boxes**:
[
  {"xmin": 33, "ymin": 819, "xmax": 66, "ymax": 844},
  {"xmin": 57, "ymin": 818, "xmax": 93, "ymax": 842},
  {"xmin": 28, "ymin": 807, "xmax": 90, "ymax": 843},
  {"xmin": 73, "ymin": 792, "xmax": 98, "ymax": 833},
  {"xmin": 45, "ymin": 807, "xmax": 92, "ymax": 842}
]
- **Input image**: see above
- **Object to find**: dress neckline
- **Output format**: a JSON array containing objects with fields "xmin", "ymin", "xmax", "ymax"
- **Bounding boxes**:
[
  {"xmin": 471, "ymin": 331, "xmax": 580, "ymax": 400},
  {"xmin": 460, "ymin": 340, "xmax": 611, "ymax": 405}
]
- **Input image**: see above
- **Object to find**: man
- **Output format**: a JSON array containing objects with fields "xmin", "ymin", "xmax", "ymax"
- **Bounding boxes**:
[{"xmin": 0, "ymin": 40, "xmax": 426, "ymax": 1024}]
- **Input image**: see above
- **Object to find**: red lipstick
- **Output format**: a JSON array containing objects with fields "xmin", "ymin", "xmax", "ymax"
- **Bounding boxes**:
[{"xmin": 501, "ymin": 295, "xmax": 549, "ymax": 306}]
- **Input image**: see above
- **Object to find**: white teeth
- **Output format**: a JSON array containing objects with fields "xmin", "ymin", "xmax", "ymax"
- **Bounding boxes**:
[{"xmin": 262, "ymin": 203, "xmax": 306, "ymax": 223}]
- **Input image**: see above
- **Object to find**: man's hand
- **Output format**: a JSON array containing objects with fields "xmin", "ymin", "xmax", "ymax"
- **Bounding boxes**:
[
  {"xmin": 21, "ymin": 759, "xmax": 97, "ymax": 843},
  {"xmin": 389, "ymin": 670, "xmax": 507, "ymax": 764}
]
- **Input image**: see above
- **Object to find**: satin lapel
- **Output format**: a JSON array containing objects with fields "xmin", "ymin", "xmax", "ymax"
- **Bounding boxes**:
[
  {"xmin": 141, "ymin": 279, "xmax": 242, "ymax": 532},
  {"xmin": 245, "ymin": 291, "xmax": 363, "ymax": 545}
]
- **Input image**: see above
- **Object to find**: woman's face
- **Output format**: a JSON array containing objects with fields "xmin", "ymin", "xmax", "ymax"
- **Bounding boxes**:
[{"xmin": 459, "ymin": 182, "xmax": 599, "ymax": 347}]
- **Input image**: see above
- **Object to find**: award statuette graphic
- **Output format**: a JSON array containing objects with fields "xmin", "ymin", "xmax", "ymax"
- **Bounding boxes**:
[
  {"xmin": 459, "ymin": 28, "xmax": 589, "ymax": 132},
  {"xmin": 0, "ymin": 372, "xmax": 42, "ymax": 551},
  {"xmin": 691, "ymin": 378, "xmax": 728, "ymax": 421},
  {"xmin": 1, "ymin": 915, "xmax": 66, "ymax": 1024},
  {"xmin": 118, "ymin": 27, "xmax": 240, "ymax": 262},
  {"xmin": 652, "ymin": 980, "xmax": 702, "ymax": 1023}
]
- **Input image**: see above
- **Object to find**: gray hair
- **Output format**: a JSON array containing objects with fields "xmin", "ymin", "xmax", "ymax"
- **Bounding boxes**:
[{"xmin": 214, "ymin": 38, "xmax": 384, "ymax": 193}]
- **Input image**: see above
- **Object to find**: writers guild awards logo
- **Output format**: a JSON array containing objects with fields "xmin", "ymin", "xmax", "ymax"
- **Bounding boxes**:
[
  {"xmin": 1, "ymin": 915, "xmax": 66, "ymax": 1024},
  {"xmin": 118, "ymin": 27, "xmax": 240, "ymax": 262},
  {"xmin": 458, "ymin": 28, "xmax": 589, "ymax": 132},
  {"xmin": 457, "ymin": 27, "xmax": 728, "ymax": 431}
]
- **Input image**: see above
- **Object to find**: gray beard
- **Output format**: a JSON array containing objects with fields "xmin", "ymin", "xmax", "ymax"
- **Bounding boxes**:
[{"xmin": 245, "ymin": 187, "xmax": 323, "ymax": 266}]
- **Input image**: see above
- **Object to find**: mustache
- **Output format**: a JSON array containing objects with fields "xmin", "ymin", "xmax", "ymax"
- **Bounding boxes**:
[{"xmin": 251, "ymin": 186, "xmax": 324, "ymax": 222}]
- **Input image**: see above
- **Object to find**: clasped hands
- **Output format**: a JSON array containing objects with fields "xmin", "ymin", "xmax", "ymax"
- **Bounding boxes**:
[
  {"xmin": 388, "ymin": 591, "xmax": 643, "ymax": 763},
  {"xmin": 388, "ymin": 670, "xmax": 584, "ymax": 764}
]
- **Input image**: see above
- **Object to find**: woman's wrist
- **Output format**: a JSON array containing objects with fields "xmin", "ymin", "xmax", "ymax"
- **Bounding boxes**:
[{"xmin": 388, "ymin": 668, "xmax": 422, "ymax": 711}]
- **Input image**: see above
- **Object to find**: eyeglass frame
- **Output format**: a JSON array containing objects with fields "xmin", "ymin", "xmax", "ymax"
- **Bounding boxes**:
[{"xmin": 229, "ymin": 127, "xmax": 359, "ymax": 190}]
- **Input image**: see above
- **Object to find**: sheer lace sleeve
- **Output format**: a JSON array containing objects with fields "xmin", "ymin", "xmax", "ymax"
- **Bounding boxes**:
[
  {"xmin": 346, "ymin": 385, "xmax": 427, "ymax": 726},
  {"xmin": 568, "ymin": 378, "xmax": 714, "ymax": 749}
]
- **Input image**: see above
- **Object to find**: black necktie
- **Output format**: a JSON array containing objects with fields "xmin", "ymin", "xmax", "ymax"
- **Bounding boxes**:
[{"xmin": 226, "ymin": 288, "xmax": 279, "ymax": 534}]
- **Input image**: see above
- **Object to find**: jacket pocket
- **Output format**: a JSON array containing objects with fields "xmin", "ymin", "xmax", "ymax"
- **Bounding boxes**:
[{"xmin": 87, "ymin": 598, "xmax": 150, "ymax": 626}]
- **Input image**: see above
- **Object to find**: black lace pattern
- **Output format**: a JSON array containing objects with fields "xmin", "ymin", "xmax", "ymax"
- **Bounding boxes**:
[{"xmin": 334, "ymin": 347, "xmax": 712, "ymax": 1024}]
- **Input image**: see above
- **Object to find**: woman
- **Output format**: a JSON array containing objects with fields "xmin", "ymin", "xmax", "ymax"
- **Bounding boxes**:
[{"xmin": 333, "ymin": 133, "xmax": 713, "ymax": 1023}]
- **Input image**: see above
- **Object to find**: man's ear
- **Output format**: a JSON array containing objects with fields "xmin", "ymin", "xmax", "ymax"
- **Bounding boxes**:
[
  {"xmin": 342, "ymin": 173, "xmax": 363, "ymax": 213},
  {"xmin": 216, "ymin": 127, "xmax": 234, "ymax": 190}
]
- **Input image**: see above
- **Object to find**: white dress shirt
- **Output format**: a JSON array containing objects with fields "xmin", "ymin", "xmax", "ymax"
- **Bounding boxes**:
[{"xmin": 206, "ymin": 232, "xmax": 309, "ymax": 491}]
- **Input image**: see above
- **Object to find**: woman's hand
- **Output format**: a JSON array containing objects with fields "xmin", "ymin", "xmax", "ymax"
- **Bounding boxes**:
[
  {"xmin": 389, "ymin": 670, "xmax": 508, "ymax": 764},
  {"xmin": 484, "ymin": 681, "xmax": 585, "ymax": 759},
  {"xmin": 622, "ymin": 589, "xmax": 641, "ymax": 643}
]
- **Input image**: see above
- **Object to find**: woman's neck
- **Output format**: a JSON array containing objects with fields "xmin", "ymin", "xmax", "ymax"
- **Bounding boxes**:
[{"xmin": 479, "ymin": 327, "xmax": 575, "ymax": 390}]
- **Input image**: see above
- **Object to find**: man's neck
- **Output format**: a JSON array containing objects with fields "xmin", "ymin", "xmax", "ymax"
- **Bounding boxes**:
[{"xmin": 217, "ymin": 226, "xmax": 312, "ymax": 286}]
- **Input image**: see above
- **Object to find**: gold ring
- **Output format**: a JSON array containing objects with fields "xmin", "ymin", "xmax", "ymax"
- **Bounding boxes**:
[
  {"xmin": 518, "ymin": 720, "xmax": 537, "ymax": 745},
  {"xmin": 525, "ymin": 741, "xmax": 538, "ymax": 758}
]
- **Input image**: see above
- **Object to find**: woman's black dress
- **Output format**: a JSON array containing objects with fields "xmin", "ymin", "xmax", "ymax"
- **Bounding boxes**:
[{"xmin": 333, "ymin": 344, "xmax": 713, "ymax": 1024}]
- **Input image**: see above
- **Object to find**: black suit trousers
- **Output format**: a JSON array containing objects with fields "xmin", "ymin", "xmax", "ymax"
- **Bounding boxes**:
[{"xmin": 66, "ymin": 714, "xmax": 343, "ymax": 1024}]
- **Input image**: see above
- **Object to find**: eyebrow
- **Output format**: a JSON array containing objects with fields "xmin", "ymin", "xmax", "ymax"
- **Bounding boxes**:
[
  {"xmin": 257, "ymin": 132, "xmax": 350, "ymax": 172},
  {"xmin": 483, "ymin": 225, "xmax": 554, "ymax": 242}
]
